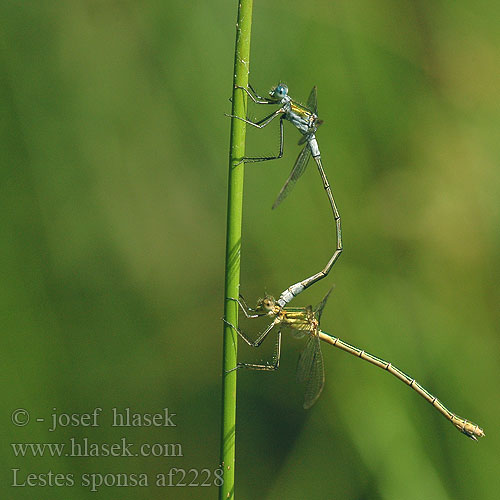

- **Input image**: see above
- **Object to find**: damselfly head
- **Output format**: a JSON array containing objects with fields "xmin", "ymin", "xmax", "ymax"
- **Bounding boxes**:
[
  {"xmin": 256, "ymin": 295, "xmax": 276, "ymax": 313},
  {"xmin": 269, "ymin": 83, "xmax": 288, "ymax": 100}
]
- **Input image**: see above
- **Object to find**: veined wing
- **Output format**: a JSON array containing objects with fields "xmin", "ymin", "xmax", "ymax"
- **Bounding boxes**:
[
  {"xmin": 306, "ymin": 86, "xmax": 318, "ymax": 114},
  {"xmin": 314, "ymin": 287, "xmax": 334, "ymax": 322},
  {"xmin": 297, "ymin": 134, "xmax": 308, "ymax": 146},
  {"xmin": 272, "ymin": 145, "xmax": 311, "ymax": 209},
  {"xmin": 297, "ymin": 332, "xmax": 325, "ymax": 409}
]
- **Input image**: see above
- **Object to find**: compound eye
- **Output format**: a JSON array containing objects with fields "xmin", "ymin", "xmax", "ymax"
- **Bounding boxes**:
[
  {"xmin": 271, "ymin": 84, "xmax": 287, "ymax": 99},
  {"xmin": 277, "ymin": 84, "xmax": 288, "ymax": 96}
]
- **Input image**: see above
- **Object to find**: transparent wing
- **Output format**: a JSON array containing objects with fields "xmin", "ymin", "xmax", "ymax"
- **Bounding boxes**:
[
  {"xmin": 297, "ymin": 333, "xmax": 325, "ymax": 409},
  {"xmin": 297, "ymin": 134, "xmax": 308, "ymax": 146},
  {"xmin": 306, "ymin": 86, "xmax": 318, "ymax": 114},
  {"xmin": 297, "ymin": 333, "xmax": 315, "ymax": 383},
  {"xmin": 314, "ymin": 287, "xmax": 334, "ymax": 322},
  {"xmin": 272, "ymin": 145, "xmax": 311, "ymax": 209}
]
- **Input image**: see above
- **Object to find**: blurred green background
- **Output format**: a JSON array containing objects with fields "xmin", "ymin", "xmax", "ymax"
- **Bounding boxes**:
[{"xmin": 2, "ymin": 1, "xmax": 499, "ymax": 499}]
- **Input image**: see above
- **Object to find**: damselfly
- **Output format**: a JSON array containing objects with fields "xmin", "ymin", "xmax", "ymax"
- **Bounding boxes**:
[
  {"xmin": 223, "ymin": 289, "xmax": 484, "ymax": 441},
  {"xmin": 229, "ymin": 84, "xmax": 342, "ymax": 307}
]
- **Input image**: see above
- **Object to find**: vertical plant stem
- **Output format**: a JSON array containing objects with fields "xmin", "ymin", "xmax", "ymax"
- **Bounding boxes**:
[{"xmin": 220, "ymin": 1, "xmax": 254, "ymax": 499}]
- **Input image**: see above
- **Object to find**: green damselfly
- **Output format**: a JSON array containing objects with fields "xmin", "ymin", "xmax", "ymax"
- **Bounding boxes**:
[{"xmin": 224, "ymin": 289, "xmax": 485, "ymax": 441}]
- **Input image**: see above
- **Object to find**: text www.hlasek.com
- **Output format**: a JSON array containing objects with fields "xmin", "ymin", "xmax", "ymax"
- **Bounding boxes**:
[{"xmin": 11, "ymin": 437, "xmax": 182, "ymax": 458}]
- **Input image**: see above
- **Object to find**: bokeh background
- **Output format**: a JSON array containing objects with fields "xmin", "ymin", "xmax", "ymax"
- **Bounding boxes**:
[{"xmin": 2, "ymin": 1, "xmax": 499, "ymax": 499}]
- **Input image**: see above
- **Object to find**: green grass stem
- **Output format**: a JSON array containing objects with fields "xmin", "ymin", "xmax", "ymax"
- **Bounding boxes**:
[{"xmin": 219, "ymin": 1, "xmax": 254, "ymax": 499}]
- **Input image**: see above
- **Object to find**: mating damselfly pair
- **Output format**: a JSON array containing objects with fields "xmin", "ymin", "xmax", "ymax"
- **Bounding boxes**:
[{"xmin": 225, "ymin": 83, "xmax": 484, "ymax": 441}]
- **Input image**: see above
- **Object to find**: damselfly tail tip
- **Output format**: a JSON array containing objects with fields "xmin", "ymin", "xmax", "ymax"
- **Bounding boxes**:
[{"xmin": 457, "ymin": 420, "xmax": 484, "ymax": 441}]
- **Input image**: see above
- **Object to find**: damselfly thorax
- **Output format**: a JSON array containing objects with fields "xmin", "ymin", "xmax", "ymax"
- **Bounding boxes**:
[{"xmin": 286, "ymin": 101, "xmax": 319, "ymax": 135}]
